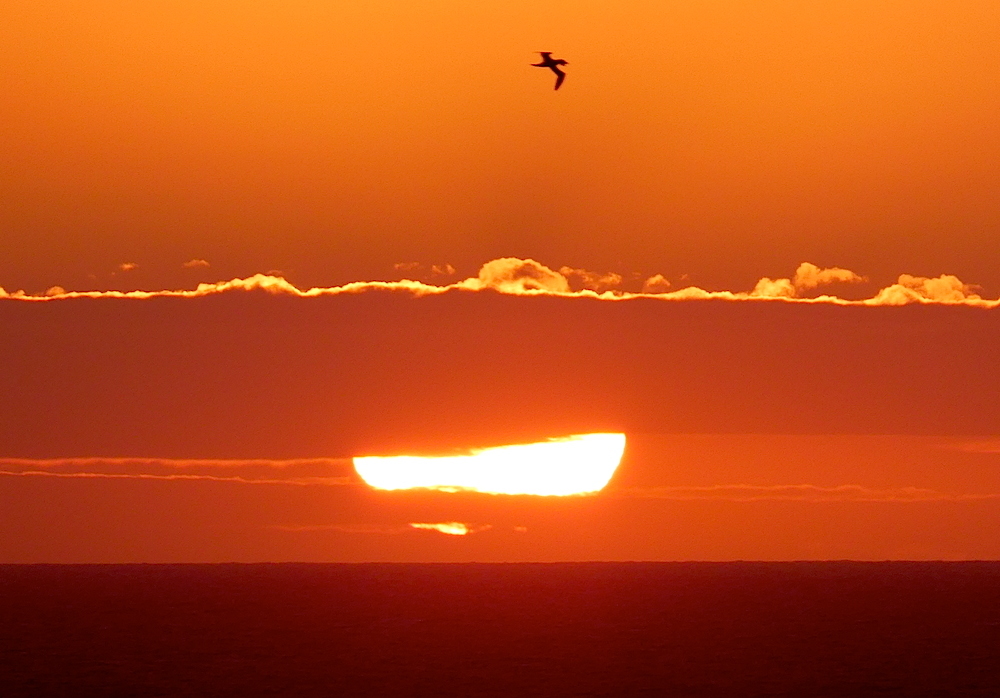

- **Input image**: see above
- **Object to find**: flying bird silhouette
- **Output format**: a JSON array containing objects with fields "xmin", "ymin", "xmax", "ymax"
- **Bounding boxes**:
[{"xmin": 531, "ymin": 52, "xmax": 568, "ymax": 90}]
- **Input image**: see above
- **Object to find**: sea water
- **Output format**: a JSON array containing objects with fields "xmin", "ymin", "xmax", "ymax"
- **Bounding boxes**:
[{"xmin": 3, "ymin": 562, "xmax": 1000, "ymax": 696}]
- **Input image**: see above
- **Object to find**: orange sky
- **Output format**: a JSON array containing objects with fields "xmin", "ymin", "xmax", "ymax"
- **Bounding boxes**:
[
  {"xmin": 4, "ymin": 434, "xmax": 1000, "ymax": 562},
  {"xmin": 3, "ymin": 1, "xmax": 1000, "ymax": 292},
  {"xmin": 3, "ymin": 1, "xmax": 1000, "ymax": 561},
  {"xmin": 3, "ymin": 281, "xmax": 999, "ymax": 459},
  {"xmin": 2, "ymin": 282, "xmax": 999, "ymax": 561}
]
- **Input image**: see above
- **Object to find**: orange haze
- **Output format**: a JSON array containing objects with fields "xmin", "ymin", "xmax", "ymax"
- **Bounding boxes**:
[
  {"xmin": 3, "ymin": 1, "xmax": 1000, "ymax": 293},
  {"xmin": 3, "ymin": 0, "xmax": 1000, "ymax": 562}
]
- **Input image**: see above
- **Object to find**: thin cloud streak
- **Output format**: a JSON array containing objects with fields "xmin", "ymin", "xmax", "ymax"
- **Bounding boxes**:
[
  {"xmin": 0, "ymin": 457, "xmax": 355, "ymax": 486},
  {"xmin": 944, "ymin": 439, "xmax": 1000, "ymax": 454},
  {"xmin": 618, "ymin": 484, "xmax": 1000, "ymax": 502},
  {"xmin": 0, "ymin": 470, "xmax": 351, "ymax": 485},
  {"xmin": 409, "ymin": 522, "xmax": 488, "ymax": 536},
  {"xmin": 273, "ymin": 524, "xmax": 412, "ymax": 534},
  {"xmin": 2, "ymin": 259, "xmax": 996, "ymax": 306},
  {"xmin": 272, "ymin": 522, "xmax": 493, "ymax": 535}
]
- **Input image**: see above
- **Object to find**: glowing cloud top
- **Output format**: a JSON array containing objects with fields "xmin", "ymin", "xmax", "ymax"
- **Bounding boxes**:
[{"xmin": 354, "ymin": 434, "xmax": 626, "ymax": 496}]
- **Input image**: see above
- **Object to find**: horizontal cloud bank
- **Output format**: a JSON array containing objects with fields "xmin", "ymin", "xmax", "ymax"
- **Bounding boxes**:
[{"xmin": 1, "ymin": 258, "xmax": 995, "ymax": 307}]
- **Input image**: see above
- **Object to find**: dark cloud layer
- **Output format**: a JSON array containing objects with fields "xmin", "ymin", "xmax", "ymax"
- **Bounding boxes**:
[{"xmin": 2, "ymin": 287, "xmax": 998, "ymax": 460}]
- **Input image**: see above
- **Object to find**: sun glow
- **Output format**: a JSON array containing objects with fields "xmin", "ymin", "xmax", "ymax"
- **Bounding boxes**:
[{"xmin": 353, "ymin": 433, "xmax": 626, "ymax": 496}]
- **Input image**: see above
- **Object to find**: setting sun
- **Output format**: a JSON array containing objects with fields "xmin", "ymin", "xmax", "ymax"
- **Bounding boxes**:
[{"xmin": 353, "ymin": 434, "xmax": 626, "ymax": 496}]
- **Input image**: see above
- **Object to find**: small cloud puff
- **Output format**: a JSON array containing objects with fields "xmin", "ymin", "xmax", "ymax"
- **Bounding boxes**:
[
  {"xmin": 462, "ymin": 258, "xmax": 626, "ymax": 294},
  {"xmin": 750, "ymin": 277, "xmax": 797, "ymax": 298},
  {"xmin": 462, "ymin": 257, "xmax": 571, "ymax": 294},
  {"xmin": 642, "ymin": 274, "xmax": 672, "ymax": 294},
  {"xmin": 794, "ymin": 262, "xmax": 865, "ymax": 290},
  {"xmin": 183, "ymin": 259, "xmax": 210, "ymax": 268},
  {"xmin": 751, "ymin": 262, "xmax": 865, "ymax": 298},
  {"xmin": 119, "ymin": 263, "xmax": 138, "ymax": 272},
  {"xmin": 559, "ymin": 266, "xmax": 624, "ymax": 293},
  {"xmin": 393, "ymin": 262, "xmax": 458, "ymax": 279},
  {"xmin": 870, "ymin": 274, "xmax": 982, "ymax": 305},
  {"xmin": 431, "ymin": 264, "xmax": 456, "ymax": 277}
]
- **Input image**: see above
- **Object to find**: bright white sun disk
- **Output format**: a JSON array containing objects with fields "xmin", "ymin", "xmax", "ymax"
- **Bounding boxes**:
[{"xmin": 353, "ymin": 433, "xmax": 626, "ymax": 496}]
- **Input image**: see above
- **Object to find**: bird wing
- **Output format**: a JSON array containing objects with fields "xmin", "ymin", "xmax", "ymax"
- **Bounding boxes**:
[
  {"xmin": 539, "ymin": 52, "xmax": 552, "ymax": 58},
  {"xmin": 553, "ymin": 67, "xmax": 566, "ymax": 90}
]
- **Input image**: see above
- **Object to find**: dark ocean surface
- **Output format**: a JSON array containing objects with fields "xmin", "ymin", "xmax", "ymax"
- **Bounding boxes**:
[{"xmin": 3, "ymin": 562, "xmax": 1000, "ymax": 697}]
